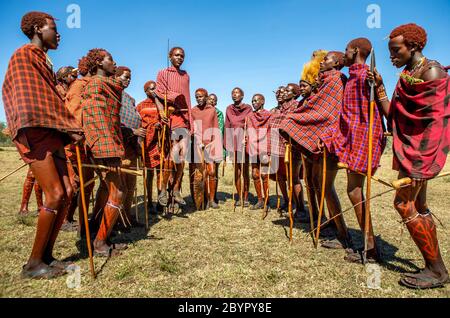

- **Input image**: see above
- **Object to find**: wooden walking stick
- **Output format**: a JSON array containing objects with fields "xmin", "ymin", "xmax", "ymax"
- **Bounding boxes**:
[
  {"xmin": 314, "ymin": 148, "xmax": 327, "ymax": 247},
  {"xmin": 287, "ymin": 139, "xmax": 294, "ymax": 242},
  {"xmin": 301, "ymin": 154, "xmax": 317, "ymax": 247},
  {"xmin": 363, "ymin": 48, "xmax": 376, "ymax": 264},
  {"xmin": 240, "ymin": 119, "xmax": 248, "ymax": 213},
  {"xmin": 276, "ymin": 169, "xmax": 281, "ymax": 213},
  {"xmin": 141, "ymin": 141, "xmax": 149, "ymax": 229},
  {"xmin": 0, "ymin": 162, "xmax": 27, "ymax": 183},
  {"xmin": 262, "ymin": 158, "xmax": 271, "ymax": 220},
  {"xmin": 135, "ymin": 158, "xmax": 139, "ymax": 222},
  {"xmin": 337, "ymin": 162, "xmax": 393, "ymax": 188},
  {"xmin": 392, "ymin": 171, "xmax": 450, "ymax": 189},
  {"xmin": 75, "ymin": 144, "xmax": 96, "ymax": 279},
  {"xmin": 82, "ymin": 164, "xmax": 142, "ymax": 176},
  {"xmin": 233, "ymin": 151, "xmax": 237, "ymax": 212}
]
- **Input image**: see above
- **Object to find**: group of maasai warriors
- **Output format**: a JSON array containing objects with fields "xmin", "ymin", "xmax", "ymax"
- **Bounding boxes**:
[{"xmin": 2, "ymin": 11, "xmax": 449, "ymax": 289}]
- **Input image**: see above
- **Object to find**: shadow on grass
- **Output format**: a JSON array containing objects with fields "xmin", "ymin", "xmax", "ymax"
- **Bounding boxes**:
[{"xmin": 268, "ymin": 201, "xmax": 422, "ymax": 275}]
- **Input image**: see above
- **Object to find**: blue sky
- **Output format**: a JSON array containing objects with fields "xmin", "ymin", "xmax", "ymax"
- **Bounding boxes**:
[{"xmin": 1, "ymin": 0, "xmax": 449, "ymax": 122}]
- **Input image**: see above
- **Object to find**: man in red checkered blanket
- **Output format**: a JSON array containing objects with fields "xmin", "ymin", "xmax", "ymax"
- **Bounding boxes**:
[
  {"xmin": 2, "ymin": 11, "xmax": 82, "ymax": 279},
  {"xmin": 326, "ymin": 38, "xmax": 386, "ymax": 264},
  {"xmin": 370, "ymin": 23, "xmax": 449, "ymax": 289},
  {"xmin": 270, "ymin": 83, "xmax": 307, "ymax": 216},
  {"xmin": 281, "ymin": 52, "xmax": 353, "ymax": 250},
  {"xmin": 81, "ymin": 48, "xmax": 128, "ymax": 258},
  {"xmin": 136, "ymin": 80, "xmax": 162, "ymax": 215}
]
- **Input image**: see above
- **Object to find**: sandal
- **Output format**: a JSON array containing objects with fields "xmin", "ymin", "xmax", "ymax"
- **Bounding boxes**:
[
  {"xmin": 399, "ymin": 274, "xmax": 448, "ymax": 290},
  {"xmin": 321, "ymin": 238, "xmax": 346, "ymax": 250},
  {"xmin": 94, "ymin": 247, "xmax": 122, "ymax": 258},
  {"xmin": 21, "ymin": 264, "xmax": 66, "ymax": 280},
  {"xmin": 158, "ymin": 191, "xmax": 169, "ymax": 207},
  {"xmin": 344, "ymin": 249, "xmax": 380, "ymax": 264},
  {"xmin": 173, "ymin": 191, "xmax": 186, "ymax": 205}
]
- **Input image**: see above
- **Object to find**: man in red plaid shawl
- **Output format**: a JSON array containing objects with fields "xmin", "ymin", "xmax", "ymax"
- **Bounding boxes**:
[
  {"xmin": 269, "ymin": 84, "xmax": 306, "ymax": 214},
  {"xmin": 369, "ymin": 23, "xmax": 449, "ymax": 289},
  {"xmin": 136, "ymin": 80, "xmax": 162, "ymax": 215},
  {"xmin": 224, "ymin": 87, "xmax": 252, "ymax": 207},
  {"xmin": 62, "ymin": 56, "xmax": 95, "ymax": 232},
  {"xmin": 326, "ymin": 38, "xmax": 386, "ymax": 264},
  {"xmin": 2, "ymin": 11, "xmax": 83, "ymax": 279},
  {"xmin": 115, "ymin": 66, "xmax": 146, "ymax": 229},
  {"xmin": 81, "ymin": 48, "xmax": 128, "ymax": 257},
  {"xmin": 247, "ymin": 94, "xmax": 271, "ymax": 211},
  {"xmin": 153, "ymin": 47, "xmax": 192, "ymax": 208},
  {"xmin": 281, "ymin": 52, "xmax": 353, "ymax": 250}
]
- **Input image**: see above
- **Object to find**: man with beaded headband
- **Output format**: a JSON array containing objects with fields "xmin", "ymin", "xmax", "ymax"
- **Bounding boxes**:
[{"xmin": 369, "ymin": 23, "xmax": 449, "ymax": 289}]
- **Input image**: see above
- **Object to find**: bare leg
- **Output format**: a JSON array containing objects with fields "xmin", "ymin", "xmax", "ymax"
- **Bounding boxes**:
[{"xmin": 394, "ymin": 174, "xmax": 448, "ymax": 288}]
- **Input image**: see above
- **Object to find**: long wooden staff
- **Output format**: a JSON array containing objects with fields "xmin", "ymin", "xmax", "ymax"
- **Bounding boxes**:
[
  {"xmin": 276, "ymin": 169, "xmax": 281, "ymax": 213},
  {"xmin": 287, "ymin": 138, "xmax": 294, "ymax": 242},
  {"xmin": 0, "ymin": 162, "xmax": 27, "ymax": 183},
  {"xmin": 159, "ymin": 39, "xmax": 170, "ymax": 191},
  {"xmin": 141, "ymin": 141, "xmax": 149, "ymax": 229},
  {"xmin": 314, "ymin": 148, "xmax": 327, "ymax": 247},
  {"xmin": 82, "ymin": 164, "xmax": 142, "ymax": 176},
  {"xmin": 301, "ymin": 155, "xmax": 317, "ymax": 247},
  {"xmin": 240, "ymin": 119, "xmax": 248, "ymax": 213},
  {"xmin": 337, "ymin": 162, "xmax": 392, "ymax": 188},
  {"xmin": 392, "ymin": 171, "xmax": 450, "ymax": 189},
  {"xmin": 75, "ymin": 145, "xmax": 96, "ymax": 279},
  {"xmin": 363, "ymin": 48, "xmax": 376, "ymax": 264},
  {"xmin": 262, "ymin": 158, "xmax": 271, "ymax": 220},
  {"xmin": 135, "ymin": 158, "xmax": 139, "ymax": 222},
  {"xmin": 233, "ymin": 151, "xmax": 237, "ymax": 212}
]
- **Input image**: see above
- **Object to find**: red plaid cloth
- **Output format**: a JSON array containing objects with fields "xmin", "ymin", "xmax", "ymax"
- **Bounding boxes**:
[
  {"xmin": 155, "ymin": 66, "xmax": 192, "ymax": 130},
  {"xmin": 391, "ymin": 69, "xmax": 450, "ymax": 179},
  {"xmin": 66, "ymin": 77, "xmax": 90, "ymax": 127},
  {"xmin": 81, "ymin": 75, "xmax": 124, "ymax": 159},
  {"xmin": 269, "ymin": 99, "xmax": 298, "ymax": 157},
  {"xmin": 2, "ymin": 44, "xmax": 80, "ymax": 140},
  {"xmin": 247, "ymin": 109, "xmax": 272, "ymax": 156},
  {"xmin": 327, "ymin": 64, "xmax": 386, "ymax": 173},
  {"xmin": 192, "ymin": 104, "xmax": 222, "ymax": 162},
  {"xmin": 120, "ymin": 91, "xmax": 141, "ymax": 129},
  {"xmin": 224, "ymin": 103, "xmax": 252, "ymax": 153},
  {"xmin": 136, "ymin": 98, "xmax": 161, "ymax": 168},
  {"xmin": 282, "ymin": 70, "xmax": 346, "ymax": 155}
]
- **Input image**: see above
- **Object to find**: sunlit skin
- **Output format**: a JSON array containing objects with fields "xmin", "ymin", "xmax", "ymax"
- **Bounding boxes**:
[
  {"xmin": 320, "ymin": 53, "xmax": 340, "ymax": 73},
  {"xmin": 96, "ymin": 53, "xmax": 116, "ymax": 77},
  {"xmin": 232, "ymin": 88, "xmax": 244, "ymax": 106},
  {"xmin": 144, "ymin": 82, "xmax": 157, "ymax": 99},
  {"xmin": 284, "ymin": 84, "xmax": 296, "ymax": 102},
  {"xmin": 170, "ymin": 48, "xmax": 185, "ymax": 69},
  {"xmin": 251, "ymin": 94, "xmax": 265, "ymax": 112},
  {"xmin": 207, "ymin": 94, "xmax": 217, "ymax": 107},
  {"xmin": 195, "ymin": 90, "xmax": 208, "ymax": 108},
  {"xmin": 299, "ymin": 81, "xmax": 312, "ymax": 98}
]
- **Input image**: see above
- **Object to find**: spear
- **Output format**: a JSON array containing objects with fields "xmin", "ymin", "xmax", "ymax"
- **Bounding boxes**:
[{"xmin": 363, "ymin": 48, "xmax": 376, "ymax": 264}]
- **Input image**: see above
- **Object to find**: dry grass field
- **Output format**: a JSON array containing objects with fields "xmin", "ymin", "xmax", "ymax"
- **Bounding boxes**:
[{"xmin": 0, "ymin": 147, "xmax": 449, "ymax": 298}]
